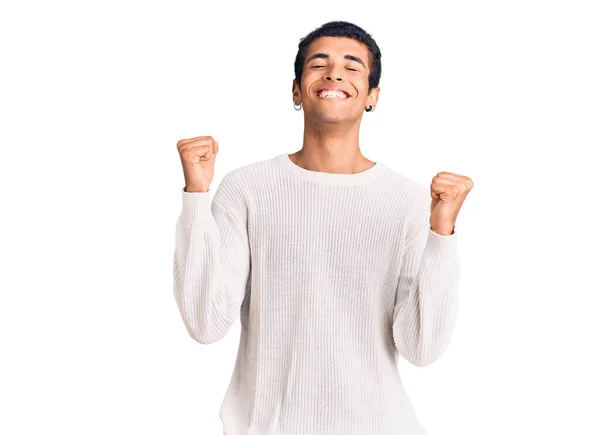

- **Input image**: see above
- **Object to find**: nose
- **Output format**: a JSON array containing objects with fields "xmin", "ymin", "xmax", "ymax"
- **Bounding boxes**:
[{"xmin": 325, "ymin": 64, "xmax": 345, "ymax": 82}]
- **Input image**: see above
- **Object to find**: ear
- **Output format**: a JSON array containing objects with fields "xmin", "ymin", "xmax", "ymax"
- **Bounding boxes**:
[
  {"xmin": 367, "ymin": 86, "xmax": 380, "ymax": 110},
  {"xmin": 292, "ymin": 79, "xmax": 301, "ymax": 103}
]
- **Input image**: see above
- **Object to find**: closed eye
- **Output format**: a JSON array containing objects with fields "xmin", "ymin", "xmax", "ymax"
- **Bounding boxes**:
[{"xmin": 312, "ymin": 65, "xmax": 357, "ymax": 71}]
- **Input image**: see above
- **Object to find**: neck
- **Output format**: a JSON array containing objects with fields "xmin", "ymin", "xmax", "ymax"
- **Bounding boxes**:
[{"xmin": 295, "ymin": 118, "xmax": 373, "ymax": 174}]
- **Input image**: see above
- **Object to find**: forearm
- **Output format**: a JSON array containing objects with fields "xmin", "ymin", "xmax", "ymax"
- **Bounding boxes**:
[
  {"xmin": 173, "ymin": 189, "xmax": 249, "ymax": 344},
  {"xmin": 393, "ymin": 228, "xmax": 460, "ymax": 366}
]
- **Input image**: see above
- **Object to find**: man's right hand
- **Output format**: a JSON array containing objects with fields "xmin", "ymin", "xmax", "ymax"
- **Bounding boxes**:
[{"xmin": 176, "ymin": 135, "xmax": 219, "ymax": 192}]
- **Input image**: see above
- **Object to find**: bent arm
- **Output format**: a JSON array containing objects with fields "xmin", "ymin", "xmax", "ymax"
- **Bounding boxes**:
[
  {"xmin": 173, "ymin": 186, "xmax": 250, "ymax": 344},
  {"xmin": 392, "ymin": 205, "xmax": 461, "ymax": 367}
]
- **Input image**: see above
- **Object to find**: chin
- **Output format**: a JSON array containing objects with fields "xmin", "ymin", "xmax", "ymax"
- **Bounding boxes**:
[{"xmin": 313, "ymin": 110, "xmax": 346, "ymax": 123}]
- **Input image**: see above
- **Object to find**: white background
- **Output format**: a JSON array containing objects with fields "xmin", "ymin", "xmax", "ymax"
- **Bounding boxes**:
[{"xmin": 1, "ymin": 0, "xmax": 599, "ymax": 434}]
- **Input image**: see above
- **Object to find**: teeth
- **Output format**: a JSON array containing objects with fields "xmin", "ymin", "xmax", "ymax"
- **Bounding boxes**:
[{"xmin": 318, "ymin": 90, "xmax": 347, "ymax": 98}]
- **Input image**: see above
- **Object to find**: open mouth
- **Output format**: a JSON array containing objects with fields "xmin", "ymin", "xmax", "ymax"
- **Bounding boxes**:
[{"xmin": 315, "ymin": 89, "xmax": 350, "ymax": 99}]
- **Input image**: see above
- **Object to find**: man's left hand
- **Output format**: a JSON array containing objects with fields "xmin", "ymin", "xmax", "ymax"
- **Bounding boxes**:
[{"xmin": 429, "ymin": 171, "xmax": 474, "ymax": 235}]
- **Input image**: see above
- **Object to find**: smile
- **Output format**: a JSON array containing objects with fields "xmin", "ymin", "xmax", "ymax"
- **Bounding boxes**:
[{"xmin": 315, "ymin": 89, "xmax": 349, "ymax": 99}]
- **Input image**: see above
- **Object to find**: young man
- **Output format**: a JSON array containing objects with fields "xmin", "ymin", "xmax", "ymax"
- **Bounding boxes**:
[{"xmin": 174, "ymin": 21, "xmax": 473, "ymax": 435}]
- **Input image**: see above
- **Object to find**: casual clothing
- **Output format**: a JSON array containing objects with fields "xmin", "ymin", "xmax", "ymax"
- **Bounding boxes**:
[{"xmin": 173, "ymin": 153, "xmax": 461, "ymax": 435}]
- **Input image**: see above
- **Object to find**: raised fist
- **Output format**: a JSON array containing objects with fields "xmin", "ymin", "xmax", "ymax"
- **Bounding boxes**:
[{"xmin": 176, "ymin": 135, "xmax": 219, "ymax": 192}]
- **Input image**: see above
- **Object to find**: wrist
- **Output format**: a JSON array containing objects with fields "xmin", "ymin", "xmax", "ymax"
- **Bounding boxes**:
[{"xmin": 430, "ymin": 225, "xmax": 455, "ymax": 235}]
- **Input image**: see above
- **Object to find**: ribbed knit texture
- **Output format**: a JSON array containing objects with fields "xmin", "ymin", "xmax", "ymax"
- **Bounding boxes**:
[{"xmin": 173, "ymin": 153, "xmax": 461, "ymax": 435}]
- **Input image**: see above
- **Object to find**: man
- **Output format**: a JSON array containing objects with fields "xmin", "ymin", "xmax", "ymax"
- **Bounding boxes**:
[{"xmin": 174, "ymin": 20, "xmax": 473, "ymax": 435}]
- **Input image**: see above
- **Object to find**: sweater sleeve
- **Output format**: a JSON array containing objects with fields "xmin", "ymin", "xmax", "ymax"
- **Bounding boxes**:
[
  {"xmin": 392, "ymin": 195, "xmax": 461, "ymax": 367},
  {"xmin": 173, "ymin": 181, "xmax": 251, "ymax": 344}
]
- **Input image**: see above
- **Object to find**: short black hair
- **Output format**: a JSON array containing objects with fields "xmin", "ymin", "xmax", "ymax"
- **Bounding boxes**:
[{"xmin": 294, "ymin": 21, "xmax": 382, "ymax": 92}]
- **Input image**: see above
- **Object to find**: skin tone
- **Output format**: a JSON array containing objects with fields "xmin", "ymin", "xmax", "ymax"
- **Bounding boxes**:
[
  {"xmin": 177, "ymin": 37, "xmax": 474, "ymax": 236},
  {"xmin": 290, "ymin": 36, "xmax": 474, "ymax": 235},
  {"xmin": 291, "ymin": 36, "xmax": 379, "ymax": 175}
]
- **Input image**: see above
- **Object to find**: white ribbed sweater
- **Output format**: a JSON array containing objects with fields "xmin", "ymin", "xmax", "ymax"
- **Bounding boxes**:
[{"xmin": 173, "ymin": 153, "xmax": 460, "ymax": 435}]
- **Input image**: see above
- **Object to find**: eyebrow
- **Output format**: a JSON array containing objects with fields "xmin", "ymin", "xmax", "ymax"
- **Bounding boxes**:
[{"xmin": 306, "ymin": 52, "xmax": 366, "ymax": 68}]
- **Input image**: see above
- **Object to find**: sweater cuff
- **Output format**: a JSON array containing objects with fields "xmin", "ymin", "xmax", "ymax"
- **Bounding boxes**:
[
  {"xmin": 180, "ymin": 186, "xmax": 212, "ymax": 224},
  {"xmin": 423, "ymin": 227, "xmax": 459, "ymax": 264}
]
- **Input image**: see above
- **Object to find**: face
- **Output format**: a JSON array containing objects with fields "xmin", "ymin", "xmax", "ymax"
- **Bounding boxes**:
[{"xmin": 292, "ymin": 36, "xmax": 380, "ymax": 125}]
